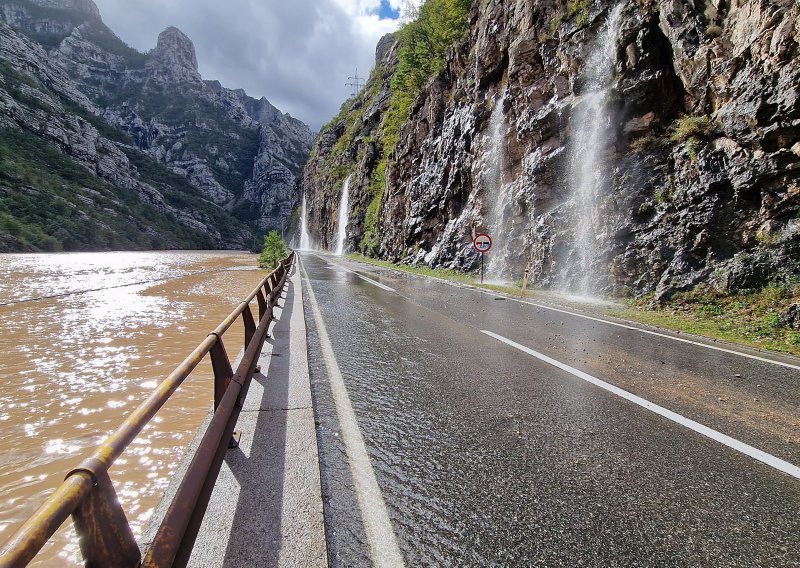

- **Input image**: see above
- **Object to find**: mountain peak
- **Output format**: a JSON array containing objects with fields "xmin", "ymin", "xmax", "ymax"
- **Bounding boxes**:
[
  {"xmin": 147, "ymin": 26, "xmax": 201, "ymax": 83},
  {"xmin": 154, "ymin": 27, "xmax": 198, "ymax": 71}
]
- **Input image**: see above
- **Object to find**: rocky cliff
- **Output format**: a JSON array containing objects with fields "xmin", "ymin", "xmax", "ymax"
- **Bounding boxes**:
[
  {"xmin": 302, "ymin": 33, "xmax": 398, "ymax": 252},
  {"xmin": 302, "ymin": 0, "xmax": 800, "ymax": 301},
  {"xmin": 0, "ymin": 0, "xmax": 313, "ymax": 251}
]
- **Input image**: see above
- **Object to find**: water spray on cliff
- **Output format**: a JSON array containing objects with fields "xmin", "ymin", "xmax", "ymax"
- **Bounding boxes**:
[
  {"xmin": 336, "ymin": 174, "xmax": 352, "ymax": 256},
  {"xmin": 565, "ymin": 4, "xmax": 624, "ymax": 296},
  {"xmin": 299, "ymin": 195, "xmax": 312, "ymax": 250},
  {"xmin": 485, "ymin": 92, "xmax": 511, "ymax": 281}
]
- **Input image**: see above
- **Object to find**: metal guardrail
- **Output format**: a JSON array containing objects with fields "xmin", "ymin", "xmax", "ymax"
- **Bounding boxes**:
[{"xmin": 0, "ymin": 252, "xmax": 295, "ymax": 568}]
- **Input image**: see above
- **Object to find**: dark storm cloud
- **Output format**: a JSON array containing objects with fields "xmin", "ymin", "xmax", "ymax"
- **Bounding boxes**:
[{"xmin": 92, "ymin": 0, "xmax": 406, "ymax": 130}]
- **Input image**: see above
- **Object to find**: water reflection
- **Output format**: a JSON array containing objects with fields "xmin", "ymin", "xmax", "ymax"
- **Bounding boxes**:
[{"xmin": 0, "ymin": 251, "xmax": 263, "ymax": 566}]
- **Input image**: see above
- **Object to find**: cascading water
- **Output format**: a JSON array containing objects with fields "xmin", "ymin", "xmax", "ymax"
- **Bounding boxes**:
[
  {"xmin": 335, "ymin": 174, "xmax": 352, "ymax": 256},
  {"xmin": 299, "ymin": 195, "xmax": 312, "ymax": 250},
  {"xmin": 485, "ymin": 92, "xmax": 511, "ymax": 281},
  {"xmin": 566, "ymin": 3, "xmax": 624, "ymax": 296}
]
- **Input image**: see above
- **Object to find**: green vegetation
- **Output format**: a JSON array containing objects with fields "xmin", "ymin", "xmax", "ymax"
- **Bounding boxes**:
[
  {"xmin": 348, "ymin": 253, "xmax": 477, "ymax": 284},
  {"xmin": 568, "ymin": 0, "xmax": 591, "ymax": 27},
  {"xmin": 670, "ymin": 116, "xmax": 714, "ymax": 142},
  {"xmin": 0, "ymin": 129, "xmax": 220, "ymax": 251},
  {"xmin": 654, "ymin": 185, "xmax": 674, "ymax": 205},
  {"xmin": 546, "ymin": 0, "xmax": 591, "ymax": 39},
  {"xmin": 386, "ymin": 0, "xmax": 472, "ymax": 159},
  {"xmin": 308, "ymin": 0, "xmax": 473, "ymax": 258},
  {"xmin": 670, "ymin": 115, "xmax": 714, "ymax": 161},
  {"xmin": 353, "ymin": 0, "xmax": 472, "ymax": 255},
  {"xmin": 616, "ymin": 282, "xmax": 800, "ymax": 356},
  {"xmin": 80, "ymin": 21, "xmax": 149, "ymax": 68},
  {"xmin": 360, "ymin": 159, "xmax": 386, "ymax": 256},
  {"xmin": 258, "ymin": 230, "xmax": 288, "ymax": 269}
]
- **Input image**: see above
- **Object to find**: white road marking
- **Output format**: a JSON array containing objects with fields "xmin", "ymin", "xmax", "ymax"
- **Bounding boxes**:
[
  {"xmin": 301, "ymin": 259, "xmax": 405, "ymax": 567},
  {"xmin": 503, "ymin": 296, "xmax": 800, "ymax": 372},
  {"xmin": 349, "ymin": 260, "xmax": 800, "ymax": 372},
  {"xmin": 482, "ymin": 330, "xmax": 800, "ymax": 481},
  {"xmin": 315, "ymin": 254, "xmax": 397, "ymax": 293}
]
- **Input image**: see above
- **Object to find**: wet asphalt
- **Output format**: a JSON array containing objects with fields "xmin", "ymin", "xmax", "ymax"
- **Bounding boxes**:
[{"xmin": 299, "ymin": 252, "xmax": 800, "ymax": 567}]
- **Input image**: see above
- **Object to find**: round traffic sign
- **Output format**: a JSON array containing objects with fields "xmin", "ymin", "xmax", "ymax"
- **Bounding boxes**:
[{"xmin": 473, "ymin": 233, "xmax": 492, "ymax": 253}]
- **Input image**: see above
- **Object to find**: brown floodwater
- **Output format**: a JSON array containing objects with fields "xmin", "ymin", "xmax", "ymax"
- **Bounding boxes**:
[{"xmin": 0, "ymin": 251, "xmax": 266, "ymax": 566}]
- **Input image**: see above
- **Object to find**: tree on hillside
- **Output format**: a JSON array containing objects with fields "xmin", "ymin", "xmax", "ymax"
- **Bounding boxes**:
[{"xmin": 258, "ymin": 230, "xmax": 288, "ymax": 269}]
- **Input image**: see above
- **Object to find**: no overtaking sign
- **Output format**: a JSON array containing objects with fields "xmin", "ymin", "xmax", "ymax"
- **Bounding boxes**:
[{"xmin": 473, "ymin": 234, "xmax": 492, "ymax": 253}]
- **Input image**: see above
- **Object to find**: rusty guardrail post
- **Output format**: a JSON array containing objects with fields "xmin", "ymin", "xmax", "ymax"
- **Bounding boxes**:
[
  {"xmin": 208, "ymin": 334, "xmax": 233, "ymax": 411},
  {"xmin": 256, "ymin": 288, "xmax": 268, "ymax": 320},
  {"xmin": 67, "ymin": 461, "xmax": 140, "ymax": 568},
  {"xmin": 242, "ymin": 304, "xmax": 257, "ymax": 352}
]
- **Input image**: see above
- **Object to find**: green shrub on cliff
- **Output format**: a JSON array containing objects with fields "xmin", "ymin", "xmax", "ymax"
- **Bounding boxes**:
[
  {"xmin": 360, "ymin": 159, "xmax": 386, "ymax": 256},
  {"xmin": 671, "ymin": 115, "xmax": 714, "ymax": 143},
  {"xmin": 393, "ymin": 0, "xmax": 472, "ymax": 98},
  {"xmin": 356, "ymin": 0, "xmax": 472, "ymax": 257},
  {"xmin": 385, "ymin": 0, "xmax": 472, "ymax": 158}
]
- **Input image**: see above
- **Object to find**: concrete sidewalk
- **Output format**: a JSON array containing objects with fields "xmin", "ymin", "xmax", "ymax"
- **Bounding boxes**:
[{"xmin": 143, "ymin": 263, "xmax": 327, "ymax": 567}]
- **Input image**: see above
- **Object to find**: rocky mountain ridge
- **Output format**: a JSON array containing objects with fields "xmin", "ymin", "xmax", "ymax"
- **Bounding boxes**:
[
  {"xmin": 0, "ymin": 0, "xmax": 313, "ymax": 251},
  {"xmin": 301, "ymin": 0, "xmax": 799, "ymax": 302}
]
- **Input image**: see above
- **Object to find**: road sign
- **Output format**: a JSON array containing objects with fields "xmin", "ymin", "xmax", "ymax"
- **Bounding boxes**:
[{"xmin": 473, "ymin": 234, "xmax": 492, "ymax": 253}]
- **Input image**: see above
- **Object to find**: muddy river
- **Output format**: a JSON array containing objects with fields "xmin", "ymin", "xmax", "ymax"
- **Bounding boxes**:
[{"xmin": 0, "ymin": 251, "xmax": 265, "ymax": 566}]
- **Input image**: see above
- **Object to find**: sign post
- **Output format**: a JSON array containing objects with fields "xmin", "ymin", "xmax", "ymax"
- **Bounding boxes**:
[{"xmin": 473, "ymin": 234, "xmax": 493, "ymax": 284}]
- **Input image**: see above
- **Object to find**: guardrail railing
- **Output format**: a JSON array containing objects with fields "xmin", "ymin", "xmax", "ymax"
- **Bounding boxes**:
[{"xmin": 0, "ymin": 251, "xmax": 295, "ymax": 568}]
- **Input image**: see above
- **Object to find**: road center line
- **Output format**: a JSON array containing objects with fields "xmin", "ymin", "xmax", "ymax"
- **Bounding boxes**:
[
  {"xmin": 301, "ymin": 259, "xmax": 405, "ymax": 567},
  {"xmin": 482, "ymin": 330, "xmax": 800, "ymax": 481},
  {"xmin": 315, "ymin": 255, "xmax": 397, "ymax": 293}
]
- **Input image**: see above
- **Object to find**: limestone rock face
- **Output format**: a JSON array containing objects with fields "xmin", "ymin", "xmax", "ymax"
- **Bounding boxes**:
[
  {"xmin": 0, "ymin": 21, "xmax": 253, "ymax": 249},
  {"xmin": 146, "ymin": 26, "xmax": 201, "ymax": 84},
  {"xmin": 302, "ymin": 0, "xmax": 799, "ymax": 299},
  {"xmin": 0, "ymin": 0, "xmax": 314, "ymax": 249}
]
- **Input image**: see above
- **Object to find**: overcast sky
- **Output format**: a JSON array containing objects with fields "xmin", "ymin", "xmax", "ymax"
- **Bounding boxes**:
[{"xmin": 93, "ymin": 0, "xmax": 420, "ymax": 131}]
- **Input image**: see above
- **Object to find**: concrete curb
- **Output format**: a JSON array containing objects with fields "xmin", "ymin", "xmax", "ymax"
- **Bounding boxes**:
[{"xmin": 142, "ymin": 263, "xmax": 327, "ymax": 567}]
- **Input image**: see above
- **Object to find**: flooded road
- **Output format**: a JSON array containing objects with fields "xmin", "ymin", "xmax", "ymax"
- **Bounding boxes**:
[
  {"xmin": 300, "ymin": 252, "xmax": 800, "ymax": 567},
  {"xmin": 0, "ymin": 251, "xmax": 264, "ymax": 566}
]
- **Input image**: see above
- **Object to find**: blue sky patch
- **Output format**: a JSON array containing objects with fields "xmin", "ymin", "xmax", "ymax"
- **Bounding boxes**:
[{"xmin": 378, "ymin": 0, "xmax": 400, "ymax": 19}]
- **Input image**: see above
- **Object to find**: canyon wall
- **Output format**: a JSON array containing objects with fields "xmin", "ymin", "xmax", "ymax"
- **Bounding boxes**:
[{"xmin": 302, "ymin": 0, "xmax": 799, "ymax": 300}]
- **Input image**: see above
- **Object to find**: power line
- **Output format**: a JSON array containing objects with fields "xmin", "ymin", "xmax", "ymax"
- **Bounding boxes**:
[{"xmin": 345, "ymin": 68, "xmax": 365, "ymax": 97}]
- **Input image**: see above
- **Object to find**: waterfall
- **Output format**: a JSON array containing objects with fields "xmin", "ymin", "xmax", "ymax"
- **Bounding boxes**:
[
  {"xmin": 299, "ymin": 195, "xmax": 312, "ymax": 250},
  {"xmin": 566, "ymin": 4, "xmax": 624, "ymax": 296},
  {"xmin": 335, "ymin": 175, "xmax": 352, "ymax": 256},
  {"xmin": 485, "ymin": 92, "xmax": 510, "ymax": 281}
]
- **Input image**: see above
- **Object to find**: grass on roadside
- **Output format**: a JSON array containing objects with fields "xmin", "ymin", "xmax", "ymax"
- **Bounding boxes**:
[
  {"xmin": 347, "ymin": 254, "xmax": 800, "ymax": 358},
  {"xmin": 612, "ymin": 283, "xmax": 800, "ymax": 357},
  {"xmin": 347, "ymin": 253, "xmax": 478, "ymax": 285}
]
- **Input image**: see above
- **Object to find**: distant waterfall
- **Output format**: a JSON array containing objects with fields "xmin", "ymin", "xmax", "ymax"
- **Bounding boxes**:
[
  {"xmin": 567, "ymin": 4, "xmax": 624, "ymax": 296},
  {"xmin": 485, "ymin": 92, "xmax": 510, "ymax": 280},
  {"xmin": 335, "ymin": 175, "xmax": 352, "ymax": 256},
  {"xmin": 299, "ymin": 195, "xmax": 312, "ymax": 250}
]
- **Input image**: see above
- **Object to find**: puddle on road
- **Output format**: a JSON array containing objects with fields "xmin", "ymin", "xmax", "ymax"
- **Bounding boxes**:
[{"xmin": 0, "ymin": 251, "xmax": 264, "ymax": 566}]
